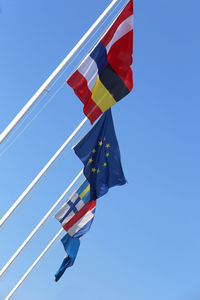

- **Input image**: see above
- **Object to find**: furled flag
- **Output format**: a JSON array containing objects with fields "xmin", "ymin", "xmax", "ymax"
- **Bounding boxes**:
[
  {"xmin": 67, "ymin": 0, "xmax": 133, "ymax": 124},
  {"xmin": 54, "ymin": 179, "xmax": 96, "ymax": 281},
  {"xmin": 54, "ymin": 234, "xmax": 80, "ymax": 282},
  {"xmin": 74, "ymin": 109, "xmax": 126, "ymax": 200}
]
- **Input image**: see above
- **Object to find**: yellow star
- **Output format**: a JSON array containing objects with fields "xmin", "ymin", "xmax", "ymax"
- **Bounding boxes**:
[
  {"xmin": 98, "ymin": 141, "xmax": 103, "ymax": 146},
  {"xmin": 92, "ymin": 149, "xmax": 96, "ymax": 153},
  {"xmin": 97, "ymin": 168, "xmax": 100, "ymax": 174},
  {"xmin": 103, "ymin": 137, "xmax": 106, "ymax": 141},
  {"xmin": 105, "ymin": 144, "xmax": 110, "ymax": 148},
  {"xmin": 92, "ymin": 168, "xmax": 96, "ymax": 173},
  {"xmin": 103, "ymin": 162, "xmax": 107, "ymax": 167},
  {"xmin": 88, "ymin": 158, "xmax": 93, "ymax": 163},
  {"xmin": 106, "ymin": 152, "xmax": 109, "ymax": 157}
]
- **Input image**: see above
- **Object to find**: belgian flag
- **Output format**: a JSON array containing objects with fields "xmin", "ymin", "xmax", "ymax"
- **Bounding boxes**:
[{"xmin": 67, "ymin": 0, "xmax": 133, "ymax": 124}]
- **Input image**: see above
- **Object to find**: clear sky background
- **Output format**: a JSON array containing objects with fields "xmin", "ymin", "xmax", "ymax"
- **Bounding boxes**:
[{"xmin": 0, "ymin": 0, "xmax": 200, "ymax": 299}]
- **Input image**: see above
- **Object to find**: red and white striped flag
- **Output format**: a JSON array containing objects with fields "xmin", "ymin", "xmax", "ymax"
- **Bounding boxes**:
[{"xmin": 67, "ymin": 0, "xmax": 134, "ymax": 123}]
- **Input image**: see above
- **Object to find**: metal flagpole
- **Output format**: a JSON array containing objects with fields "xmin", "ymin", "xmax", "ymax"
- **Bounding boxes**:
[
  {"xmin": 0, "ymin": 169, "xmax": 83, "ymax": 278},
  {"xmin": 0, "ymin": 0, "xmax": 119, "ymax": 144},
  {"xmin": 0, "ymin": 117, "xmax": 87, "ymax": 228},
  {"xmin": 5, "ymin": 228, "xmax": 64, "ymax": 300}
]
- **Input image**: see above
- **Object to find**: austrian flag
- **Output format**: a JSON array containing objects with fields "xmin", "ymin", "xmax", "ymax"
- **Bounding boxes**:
[{"xmin": 67, "ymin": 0, "xmax": 133, "ymax": 124}]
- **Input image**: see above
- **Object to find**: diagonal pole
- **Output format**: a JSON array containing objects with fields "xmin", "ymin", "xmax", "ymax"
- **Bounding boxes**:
[
  {"xmin": 5, "ymin": 228, "xmax": 64, "ymax": 300},
  {"xmin": 0, "ymin": 169, "xmax": 83, "ymax": 278},
  {"xmin": 0, "ymin": 117, "xmax": 87, "ymax": 228},
  {"xmin": 0, "ymin": 0, "xmax": 119, "ymax": 144}
]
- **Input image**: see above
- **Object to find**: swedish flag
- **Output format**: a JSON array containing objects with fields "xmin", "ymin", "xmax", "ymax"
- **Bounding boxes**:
[{"xmin": 74, "ymin": 109, "xmax": 126, "ymax": 200}]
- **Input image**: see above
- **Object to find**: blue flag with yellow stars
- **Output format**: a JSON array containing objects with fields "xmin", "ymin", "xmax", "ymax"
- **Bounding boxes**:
[{"xmin": 74, "ymin": 109, "xmax": 126, "ymax": 200}]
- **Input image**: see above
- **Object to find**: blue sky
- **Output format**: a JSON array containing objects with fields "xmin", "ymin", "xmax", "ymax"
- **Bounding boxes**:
[{"xmin": 0, "ymin": 0, "xmax": 200, "ymax": 299}]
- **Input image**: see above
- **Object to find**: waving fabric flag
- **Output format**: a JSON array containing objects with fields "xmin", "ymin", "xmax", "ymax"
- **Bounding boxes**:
[
  {"xmin": 67, "ymin": 0, "xmax": 133, "ymax": 124},
  {"xmin": 54, "ymin": 234, "xmax": 80, "ymax": 282},
  {"xmin": 74, "ymin": 109, "xmax": 126, "ymax": 200},
  {"xmin": 54, "ymin": 180, "xmax": 96, "ymax": 281}
]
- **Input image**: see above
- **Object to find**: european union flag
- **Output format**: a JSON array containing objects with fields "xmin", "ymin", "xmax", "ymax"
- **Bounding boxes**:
[{"xmin": 74, "ymin": 109, "xmax": 126, "ymax": 200}]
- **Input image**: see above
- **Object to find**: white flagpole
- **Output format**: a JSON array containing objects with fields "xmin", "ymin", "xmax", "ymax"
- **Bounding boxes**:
[
  {"xmin": 5, "ymin": 228, "xmax": 64, "ymax": 300},
  {"xmin": 0, "ymin": 169, "xmax": 83, "ymax": 278},
  {"xmin": 0, "ymin": 117, "xmax": 87, "ymax": 228},
  {"xmin": 0, "ymin": 0, "xmax": 119, "ymax": 144}
]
